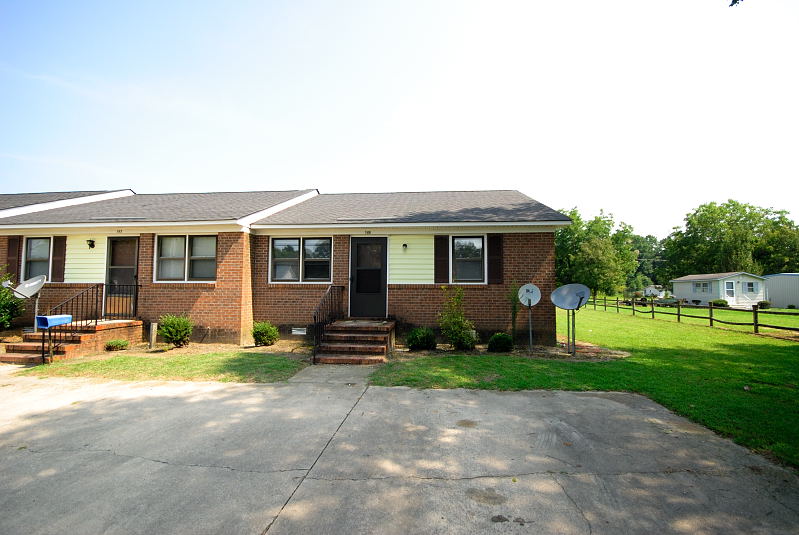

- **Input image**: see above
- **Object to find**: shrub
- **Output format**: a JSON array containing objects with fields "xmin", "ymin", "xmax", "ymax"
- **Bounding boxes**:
[
  {"xmin": 158, "ymin": 314, "xmax": 193, "ymax": 347},
  {"xmin": 710, "ymin": 299, "xmax": 728, "ymax": 307},
  {"xmin": 487, "ymin": 332, "xmax": 513, "ymax": 352},
  {"xmin": 438, "ymin": 287, "xmax": 476, "ymax": 350},
  {"xmin": 252, "ymin": 321, "xmax": 280, "ymax": 346},
  {"xmin": 105, "ymin": 339, "xmax": 129, "ymax": 351},
  {"xmin": 406, "ymin": 327, "xmax": 436, "ymax": 351},
  {"xmin": 788, "ymin": 304, "xmax": 796, "ymax": 309},
  {"xmin": 757, "ymin": 300, "xmax": 771, "ymax": 310},
  {"xmin": 691, "ymin": 300, "xmax": 701, "ymax": 305},
  {"xmin": 0, "ymin": 272, "xmax": 24, "ymax": 330}
]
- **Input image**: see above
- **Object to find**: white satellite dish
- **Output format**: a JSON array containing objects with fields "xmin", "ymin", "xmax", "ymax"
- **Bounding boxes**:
[
  {"xmin": 4, "ymin": 275, "xmax": 47, "ymax": 299},
  {"xmin": 551, "ymin": 283, "xmax": 591, "ymax": 356},
  {"xmin": 551, "ymin": 283, "xmax": 591, "ymax": 310},
  {"xmin": 518, "ymin": 283, "xmax": 541, "ymax": 307}
]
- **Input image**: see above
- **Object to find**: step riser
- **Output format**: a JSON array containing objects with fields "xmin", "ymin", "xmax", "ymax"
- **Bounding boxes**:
[
  {"xmin": 323, "ymin": 334, "xmax": 388, "ymax": 343},
  {"xmin": 314, "ymin": 355, "xmax": 387, "ymax": 365},
  {"xmin": 23, "ymin": 334, "xmax": 90, "ymax": 344},
  {"xmin": 319, "ymin": 345, "xmax": 387, "ymax": 355},
  {"xmin": 5, "ymin": 343, "xmax": 79, "ymax": 355}
]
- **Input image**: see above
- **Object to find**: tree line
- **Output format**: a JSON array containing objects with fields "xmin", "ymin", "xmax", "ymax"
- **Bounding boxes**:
[{"xmin": 555, "ymin": 200, "xmax": 799, "ymax": 296}]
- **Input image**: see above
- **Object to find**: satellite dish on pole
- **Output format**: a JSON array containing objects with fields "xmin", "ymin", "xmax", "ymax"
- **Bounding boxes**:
[
  {"xmin": 3, "ymin": 275, "xmax": 47, "ymax": 333},
  {"xmin": 517, "ymin": 283, "xmax": 541, "ymax": 353},
  {"xmin": 551, "ymin": 283, "xmax": 591, "ymax": 356}
]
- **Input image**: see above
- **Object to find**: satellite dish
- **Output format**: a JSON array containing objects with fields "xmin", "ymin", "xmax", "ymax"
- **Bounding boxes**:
[
  {"xmin": 518, "ymin": 283, "xmax": 541, "ymax": 307},
  {"xmin": 551, "ymin": 283, "xmax": 591, "ymax": 310},
  {"xmin": 5, "ymin": 275, "xmax": 47, "ymax": 299}
]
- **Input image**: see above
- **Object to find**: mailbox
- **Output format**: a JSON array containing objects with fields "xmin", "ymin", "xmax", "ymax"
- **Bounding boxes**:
[{"xmin": 35, "ymin": 315, "xmax": 73, "ymax": 330}]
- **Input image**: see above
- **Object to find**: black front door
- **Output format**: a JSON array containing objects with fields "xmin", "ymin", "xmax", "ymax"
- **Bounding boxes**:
[
  {"xmin": 350, "ymin": 237, "xmax": 387, "ymax": 318},
  {"xmin": 105, "ymin": 237, "xmax": 138, "ymax": 318}
]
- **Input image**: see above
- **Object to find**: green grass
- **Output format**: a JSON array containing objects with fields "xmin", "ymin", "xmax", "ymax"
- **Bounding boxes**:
[
  {"xmin": 371, "ymin": 309, "xmax": 799, "ymax": 467},
  {"xmin": 20, "ymin": 351, "xmax": 306, "ymax": 383}
]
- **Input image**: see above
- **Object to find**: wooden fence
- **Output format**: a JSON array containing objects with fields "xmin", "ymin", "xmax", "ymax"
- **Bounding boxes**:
[{"xmin": 585, "ymin": 297, "xmax": 799, "ymax": 335}]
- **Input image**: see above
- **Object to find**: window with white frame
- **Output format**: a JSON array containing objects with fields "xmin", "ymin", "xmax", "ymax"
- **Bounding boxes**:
[
  {"xmin": 156, "ymin": 235, "xmax": 217, "ymax": 281},
  {"xmin": 271, "ymin": 238, "xmax": 331, "ymax": 282},
  {"xmin": 693, "ymin": 282, "xmax": 709, "ymax": 293},
  {"xmin": 25, "ymin": 237, "xmax": 50, "ymax": 279},
  {"xmin": 745, "ymin": 281, "xmax": 758, "ymax": 293},
  {"xmin": 452, "ymin": 236, "xmax": 484, "ymax": 283}
]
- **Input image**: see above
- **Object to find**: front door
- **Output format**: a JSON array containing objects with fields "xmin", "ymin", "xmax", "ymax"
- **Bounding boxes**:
[
  {"xmin": 105, "ymin": 237, "xmax": 138, "ymax": 318},
  {"xmin": 350, "ymin": 237, "xmax": 387, "ymax": 318},
  {"xmin": 724, "ymin": 280, "xmax": 736, "ymax": 304}
]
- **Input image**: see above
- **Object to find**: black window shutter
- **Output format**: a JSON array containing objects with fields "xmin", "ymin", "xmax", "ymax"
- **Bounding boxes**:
[
  {"xmin": 6, "ymin": 236, "xmax": 21, "ymax": 283},
  {"xmin": 51, "ymin": 236, "xmax": 67, "ymax": 282},
  {"xmin": 487, "ymin": 233, "xmax": 503, "ymax": 284},
  {"xmin": 434, "ymin": 235, "xmax": 449, "ymax": 284}
]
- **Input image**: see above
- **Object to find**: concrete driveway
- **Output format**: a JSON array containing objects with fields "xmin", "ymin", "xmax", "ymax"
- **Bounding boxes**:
[{"xmin": 0, "ymin": 364, "xmax": 797, "ymax": 535}]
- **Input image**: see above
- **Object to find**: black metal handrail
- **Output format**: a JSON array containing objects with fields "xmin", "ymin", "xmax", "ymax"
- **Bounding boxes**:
[
  {"xmin": 311, "ymin": 285, "xmax": 344, "ymax": 363},
  {"xmin": 41, "ymin": 284, "xmax": 103, "ymax": 362},
  {"xmin": 104, "ymin": 284, "xmax": 139, "ymax": 319}
]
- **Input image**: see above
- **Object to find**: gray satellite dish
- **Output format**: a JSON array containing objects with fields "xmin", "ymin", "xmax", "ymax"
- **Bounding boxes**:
[
  {"xmin": 551, "ymin": 283, "xmax": 591, "ymax": 310},
  {"xmin": 517, "ymin": 283, "xmax": 541, "ymax": 353},
  {"xmin": 518, "ymin": 283, "xmax": 541, "ymax": 307},
  {"xmin": 551, "ymin": 283, "xmax": 591, "ymax": 356},
  {"xmin": 4, "ymin": 275, "xmax": 47, "ymax": 299}
]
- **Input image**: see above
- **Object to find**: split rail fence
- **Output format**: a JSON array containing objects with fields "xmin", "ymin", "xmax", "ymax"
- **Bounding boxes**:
[{"xmin": 585, "ymin": 297, "xmax": 799, "ymax": 336}]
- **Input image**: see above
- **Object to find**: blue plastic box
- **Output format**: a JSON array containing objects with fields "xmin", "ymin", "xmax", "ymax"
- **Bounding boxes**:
[{"xmin": 35, "ymin": 314, "xmax": 73, "ymax": 329}]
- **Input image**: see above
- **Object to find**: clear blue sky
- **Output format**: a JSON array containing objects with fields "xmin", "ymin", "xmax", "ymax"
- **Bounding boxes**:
[{"xmin": 1, "ymin": 0, "xmax": 797, "ymax": 237}]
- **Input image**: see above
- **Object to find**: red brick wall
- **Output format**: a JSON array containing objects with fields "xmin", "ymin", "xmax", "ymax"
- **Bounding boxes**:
[
  {"xmin": 0, "ymin": 235, "xmax": 9, "ymax": 279},
  {"xmin": 136, "ymin": 232, "xmax": 253, "ymax": 344},
  {"xmin": 16, "ymin": 283, "xmax": 99, "ymax": 324},
  {"xmin": 387, "ymin": 233, "xmax": 557, "ymax": 345}
]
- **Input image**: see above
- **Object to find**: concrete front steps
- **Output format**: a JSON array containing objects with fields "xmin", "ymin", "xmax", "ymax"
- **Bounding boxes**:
[
  {"xmin": 1, "ymin": 320, "xmax": 144, "ymax": 365},
  {"xmin": 315, "ymin": 319, "xmax": 395, "ymax": 364}
]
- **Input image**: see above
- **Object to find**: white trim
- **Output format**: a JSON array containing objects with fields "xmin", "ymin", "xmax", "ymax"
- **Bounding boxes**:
[
  {"xmin": 267, "ymin": 236, "xmax": 333, "ymax": 284},
  {"xmin": 153, "ymin": 233, "xmax": 218, "ymax": 283},
  {"xmin": 21, "ymin": 235, "xmax": 53, "ymax": 282},
  {"xmin": 235, "ymin": 190, "xmax": 319, "ymax": 227},
  {"xmin": 0, "ymin": 219, "xmax": 244, "ymax": 230},
  {"xmin": 251, "ymin": 220, "xmax": 571, "ymax": 230},
  {"xmin": 449, "ymin": 234, "xmax": 488, "ymax": 285},
  {"xmin": 0, "ymin": 190, "xmax": 134, "ymax": 220}
]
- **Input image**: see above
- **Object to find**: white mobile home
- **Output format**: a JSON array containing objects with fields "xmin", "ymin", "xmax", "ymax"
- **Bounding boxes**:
[
  {"xmin": 764, "ymin": 273, "xmax": 799, "ymax": 309},
  {"xmin": 670, "ymin": 272, "xmax": 766, "ymax": 308}
]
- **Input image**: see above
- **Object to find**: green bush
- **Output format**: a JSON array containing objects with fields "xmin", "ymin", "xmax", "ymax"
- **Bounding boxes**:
[
  {"xmin": 406, "ymin": 327, "xmax": 436, "ymax": 350},
  {"xmin": 487, "ymin": 332, "xmax": 513, "ymax": 352},
  {"xmin": 105, "ymin": 339, "xmax": 129, "ymax": 351},
  {"xmin": 252, "ymin": 321, "xmax": 280, "ymax": 346},
  {"xmin": 757, "ymin": 300, "xmax": 771, "ymax": 309},
  {"xmin": 788, "ymin": 304, "xmax": 796, "ymax": 309},
  {"xmin": 709, "ymin": 299, "xmax": 728, "ymax": 307},
  {"xmin": 438, "ymin": 287, "xmax": 476, "ymax": 350},
  {"xmin": 0, "ymin": 272, "xmax": 24, "ymax": 330},
  {"xmin": 158, "ymin": 314, "xmax": 193, "ymax": 347}
]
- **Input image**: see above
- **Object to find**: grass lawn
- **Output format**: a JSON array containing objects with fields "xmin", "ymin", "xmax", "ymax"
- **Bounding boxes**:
[
  {"xmin": 20, "ymin": 351, "xmax": 307, "ymax": 383},
  {"xmin": 371, "ymin": 309, "xmax": 799, "ymax": 467}
]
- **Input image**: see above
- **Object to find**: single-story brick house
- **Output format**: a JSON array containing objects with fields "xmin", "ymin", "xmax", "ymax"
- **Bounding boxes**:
[{"xmin": 0, "ymin": 189, "xmax": 570, "ymax": 345}]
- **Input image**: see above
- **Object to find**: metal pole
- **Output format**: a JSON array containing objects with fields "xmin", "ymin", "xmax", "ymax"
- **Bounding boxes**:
[
  {"xmin": 528, "ymin": 305, "xmax": 533, "ymax": 354},
  {"xmin": 565, "ymin": 308, "xmax": 571, "ymax": 353},
  {"xmin": 571, "ymin": 310, "xmax": 576, "ymax": 356}
]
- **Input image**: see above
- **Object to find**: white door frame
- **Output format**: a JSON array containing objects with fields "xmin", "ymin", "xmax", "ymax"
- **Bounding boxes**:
[{"xmin": 724, "ymin": 280, "xmax": 736, "ymax": 303}]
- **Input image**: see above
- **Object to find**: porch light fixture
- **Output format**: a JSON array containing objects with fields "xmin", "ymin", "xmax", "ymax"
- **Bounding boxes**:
[
  {"xmin": 86, "ymin": 239, "xmax": 96, "ymax": 249},
  {"xmin": 402, "ymin": 243, "xmax": 408, "ymax": 249}
]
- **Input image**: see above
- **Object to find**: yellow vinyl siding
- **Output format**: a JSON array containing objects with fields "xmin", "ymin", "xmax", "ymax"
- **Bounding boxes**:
[
  {"xmin": 389, "ymin": 235, "xmax": 434, "ymax": 284},
  {"xmin": 64, "ymin": 235, "xmax": 107, "ymax": 283}
]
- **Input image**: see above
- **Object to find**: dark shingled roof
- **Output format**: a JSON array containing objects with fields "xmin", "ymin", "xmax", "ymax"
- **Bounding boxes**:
[
  {"xmin": 0, "ymin": 190, "xmax": 118, "ymax": 211},
  {"xmin": 671, "ymin": 272, "xmax": 766, "ymax": 282},
  {"xmin": 254, "ymin": 190, "xmax": 570, "ymax": 225},
  {"xmin": 0, "ymin": 190, "xmax": 314, "ymax": 225}
]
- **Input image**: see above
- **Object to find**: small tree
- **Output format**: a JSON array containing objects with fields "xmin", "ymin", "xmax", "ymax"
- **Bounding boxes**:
[
  {"xmin": 506, "ymin": 282, "xmax": 521, "ymax": 341},
  {"xmin": 0, "ymin": 271, "xmax": 24, "ymax": 330},
  {"xmin": 438, "ymin": 287, "xmax": 476, "ymax": 350}
]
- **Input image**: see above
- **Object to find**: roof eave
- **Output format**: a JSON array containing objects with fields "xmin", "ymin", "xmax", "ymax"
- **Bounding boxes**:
[{"xmin": 250, "ymin": 220, "xmax": 572, "ymax": 229}]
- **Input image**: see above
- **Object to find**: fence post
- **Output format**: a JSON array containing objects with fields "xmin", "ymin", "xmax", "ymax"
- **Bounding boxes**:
[
  {"xmin": 677, "ymin": 300, "xmax": 681, "ymax": 323},
  {"xmin": 632, "ymin": 298, "xmax": 636, "ymax": 316},
  {"xmin": 616, "ymin": 297, "xmax": 619, "ymax": 313},
  {"xmin": 709, "ymin": 301, "xmax": 714, "ymax": 327},
  {"xmin": 593, "ymin": 297, "xmax": 597, "ymax": 310},
  {"xmin": 752, "ymin": 304, "xmax": 759, "ymax": 334},
  {"xmin": 651, "ymin": 298, "xmax": 655, "ymax": 319},
  {"xmin": 604, "ymin": 296, "xmax": 607, "ymax": 311}
]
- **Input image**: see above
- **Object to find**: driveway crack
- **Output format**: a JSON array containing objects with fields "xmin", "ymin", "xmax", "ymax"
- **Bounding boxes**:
[
  {"xmin": 261, "ymin": 384, "xmax": 369, "ymax": 534},
  {"xmin": 552, "ymin": 474, "xmax": 593, "ymax": 534}
]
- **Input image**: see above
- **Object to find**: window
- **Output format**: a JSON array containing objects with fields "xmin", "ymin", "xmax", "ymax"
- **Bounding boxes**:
[
  {"xmin": 745, "ymin": 281, "xmax": 758, "ymax": 293},
  {"xmin": 693, "ymin": 282, "xmax": 709, "ymax": 293},
  {"xmin": 156, "ymin": 235, "xmax": 216, "ymax": 281},
  {"xmin": 725, "ymin": 281, "xmax": 735, "ymax": 298},
  {"xmin": 452, "ymin": 236, "xmax": 484, "ymax": 283},
  {"xmin": 271, "ymin": 238, "xmax": 331, "ymax": 282},
  {"xmin": 25, "ymin": 237, "xmax": 50, "ymax": 279}
]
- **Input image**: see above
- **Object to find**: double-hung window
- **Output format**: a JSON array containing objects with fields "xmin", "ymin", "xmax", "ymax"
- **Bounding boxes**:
[
  {"xmin": 693, "ymin": 282, "xmax": 709, "ymax": 293},
  {"xmin": 452, "ymin": 236, "xmax": 484, "ymax": 283},
  {"xmin": 25, "ymin": 237, "xmax": 51, "ymax": 279},
  {"xmin": 271, "ymin": 238, "xmax": 331, "ymax": 282},
  {"xmin": 745, "ymin": 281, "xmax": 758, "ymax": 293},
  {"xmin": 156, "ymin": 235, "xmax": 217, "ymax": 281}
]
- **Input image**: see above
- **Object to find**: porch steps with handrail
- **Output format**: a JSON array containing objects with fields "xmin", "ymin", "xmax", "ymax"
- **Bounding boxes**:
[{"xmin": 314, "ymin": 319, "xmax": 395, "ymax": 364}]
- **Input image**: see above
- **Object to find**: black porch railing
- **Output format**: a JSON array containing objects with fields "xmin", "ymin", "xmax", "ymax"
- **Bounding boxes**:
[
  {"xmin": 104, "ymin": 284, "xmax": 139, "ymax": 319},
  {"xmin": 41, "ymin": 284, "xmax": 103, "ymax": 362},
  {"xmin": 311, "ymin": 285, "xmax": 344, "ymax": 363}
]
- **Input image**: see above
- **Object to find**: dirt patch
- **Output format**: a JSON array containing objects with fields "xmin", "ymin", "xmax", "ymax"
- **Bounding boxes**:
[
  {"xmin": 0, "ymin": 328, "xmax": 24, "ymax": 346},
  {"xmin": 390, "ymin": 338, "xmax": 628, "ymax": 362}
]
